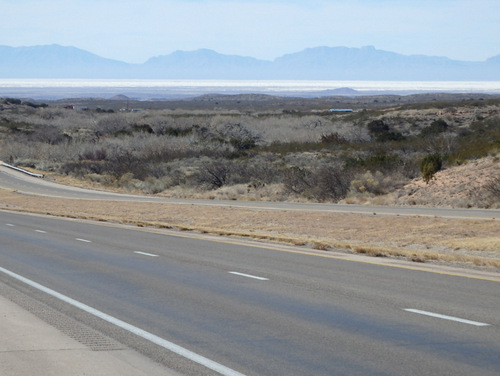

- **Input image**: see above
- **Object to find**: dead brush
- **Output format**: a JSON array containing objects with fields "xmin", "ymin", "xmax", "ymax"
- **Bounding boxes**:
[
  {"xmin": 352, "ymin": 246, "xmax": 389, "ymax": 258},
  {"xmin": 312, "ymin": 242, "xmax": 330, "ymax": 251}
]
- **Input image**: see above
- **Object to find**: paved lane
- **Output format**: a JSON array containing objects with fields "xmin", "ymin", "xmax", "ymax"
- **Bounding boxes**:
[
  {"xmin": 1, "ymin": 165, "xmax": 499, "ymax": 219},
  {"xmin": 1, "ymin": 211, "xmax": 499, "ymax": 375}
]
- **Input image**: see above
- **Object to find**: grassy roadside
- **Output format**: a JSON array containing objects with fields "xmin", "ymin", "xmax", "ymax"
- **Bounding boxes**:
[{"xmin": 1, "ymin": 188, "xmax": 499, "ymax": 270}]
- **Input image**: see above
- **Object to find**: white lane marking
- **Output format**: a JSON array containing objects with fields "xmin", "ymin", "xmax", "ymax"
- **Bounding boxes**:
[
  {"xmin": 134, "ymin": 251, "xmax": 159, "ymax": 257},
  {"xmin": 404, "ymin": 309, "xmax": 490, "ymax": 327},
  {"xmin": 0, "ymin": 266, "xmax": 246, "ymax": 376},
  {"xmin": 75, "ymin": 238, "xmax": 92, "ymax": 243},
  {"xmin": 6, "ymin": 224, "xmax": 15, "ymax": 227},
  {"xmin": 229, "ymin": 271, "xmax": 269, "ymax": 281},
  {"xmin": 35, "ymin": 230, "xmax": 47, "ymax": 233}
]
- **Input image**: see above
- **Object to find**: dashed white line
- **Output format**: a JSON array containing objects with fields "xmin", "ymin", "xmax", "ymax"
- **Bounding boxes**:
[
  {"xmin": 404, "ymin": 309, "xmax": 490, "ymax": 327},
  {"xmin": 229, "ymin": 271, "xmax": 269, "ymax": 281},
  {"xmin": 6, "ymin": 224, "xmax": 15, "ymax": 227},
  {"xmin": 134, "ymin": 251, "xmax": 159, "ymax": 257},
  {"xmin": 75, "ymin": 238, "xmax": 92, "ymax": 243},
  {"xmin": 35, "ymin": 230, "xmax": 47, "ymax": 234},
  {"xmin": 0, "ymin": 266, "xmax": 246, "ymax": 376}
]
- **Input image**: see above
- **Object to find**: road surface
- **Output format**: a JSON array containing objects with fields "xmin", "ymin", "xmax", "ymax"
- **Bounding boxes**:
[{"xmin": 1, "ymin": 211, "xmax": 499, "ymax": 375}]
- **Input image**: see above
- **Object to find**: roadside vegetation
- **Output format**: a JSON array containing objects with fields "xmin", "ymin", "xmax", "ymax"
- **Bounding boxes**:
[{"xmin": 1, "ymin": 94, "xmax": 499, "ymax": 208}]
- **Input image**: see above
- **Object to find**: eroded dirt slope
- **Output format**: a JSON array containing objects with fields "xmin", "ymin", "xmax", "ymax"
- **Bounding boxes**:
[{"xmin": 390, "ymin": 157, "xmax": 499, "ymax": 208}]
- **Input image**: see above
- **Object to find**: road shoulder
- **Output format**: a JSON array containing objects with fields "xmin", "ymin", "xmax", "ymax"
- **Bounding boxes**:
[{"xmin": 0, "ymin": 292, "xmax": 177, "ymax": 376}]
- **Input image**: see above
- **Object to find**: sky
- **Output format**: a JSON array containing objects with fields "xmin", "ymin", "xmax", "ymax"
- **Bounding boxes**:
[{"xmin": 1, "ymin": 0, "xmax": 499, "ymax": 63}]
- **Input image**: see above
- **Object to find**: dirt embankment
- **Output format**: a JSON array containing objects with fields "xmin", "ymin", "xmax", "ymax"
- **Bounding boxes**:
[{"xmin": 389, "ymin": 157, "xmax": 499, "ymax": 208}]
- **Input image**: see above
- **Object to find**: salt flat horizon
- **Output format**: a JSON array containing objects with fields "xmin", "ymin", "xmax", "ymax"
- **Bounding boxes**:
[{"xmin": 1, "ymin": 79, "xmax": 500, "ymax": 100}]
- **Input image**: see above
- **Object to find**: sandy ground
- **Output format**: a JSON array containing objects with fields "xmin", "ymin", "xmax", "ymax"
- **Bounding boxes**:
[{"xmin": 389, "ymin": 157, "xmax": 500, "ymax": 208}]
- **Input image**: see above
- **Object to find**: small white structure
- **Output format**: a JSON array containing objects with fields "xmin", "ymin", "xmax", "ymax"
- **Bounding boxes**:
[{"xmin": 329, "ymin": 109, "xmax": 353, "ymax": 112}]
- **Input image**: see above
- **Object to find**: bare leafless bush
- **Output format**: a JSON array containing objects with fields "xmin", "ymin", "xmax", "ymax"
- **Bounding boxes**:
[
  {"xmin": 244, "ymin": 153, "xmax": 283, "ymax": 184},
  {"xmin": 132, "ymin": 176, "xmax": 173, "ymax": 194},
  {"xmin": 246, "ymin": 115, "xmax": 343, "ymax": 144},
  {"xmin": 61, "ymin": 160, "xmax": 106, "ymax": 177},
  {"xmin": 106, "ymin": 148, "xmax": 146, "ymax": 180},
  {"xmin": 282, "ymin": 166, "xmax": 313, "ymax": 196},
  {"xmin": 477, "ymin": 174, "xmax": 500, "ymax": 208},
  {"xmin": 484, "ymin": 174, "xmax": 500, "ymax": 199},
  {"xmin": 28, "ymin": 125, "xmax": 68, "ymax": 145},
  {"xmin": 282, "ymin": 164, "xmax": 351, "ymax": 202},
  {"xmin": 194, "ymin": 159, "xmax": 231, "ymax": 189},
  {"xmin": 192, "ymin": 156, "xmax": 284, "ymax": 191},
  {"xmin": 96, "ymin": 114, "xmax": 131, "ymax": 137},
  {"xmin": 219, "ymin": 122, "xmax": 261, "ymax": 148},
  {"xmin": 311, "ymin": 166, "xmax": 352, "ymax": 201},
  {"xmin": 79, "ymin": 147, "xmax": 108, "ymax": 161}
]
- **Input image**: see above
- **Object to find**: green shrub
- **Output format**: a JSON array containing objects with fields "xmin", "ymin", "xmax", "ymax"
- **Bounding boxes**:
[
  {"xmin": 367, "ymin": 120, "xmax": 389, "ymax": 136},
  {"xmin": 320, "ymin": 132, "xmax": 347, "ymax": 144},
  {"xmin": 4, "ymin": 98, "xmax": 21, "ymax": 105},
  {"xmin": 449, "ymin": 117, "xmax": 500, "ymax": 163},
  {"xmin": 24, "ymin": 101, "xmax": 48, "ymax": 109},
  {"xmin": 375, "ymin": 131, "xmax": 405, "ymax": 142},
  {"xmin": 230, "ymin": 137, "xmax": 256, "ymax": 151},
  {"xmin": 420, "ymin": 153, "xmax": 442, "ymax": 183},
  {"xmin": 420, "ymin": 119, "xmax": 448, "ymax": 137},
  {"xmin": 345, "ymin": 152, "xmax": 402, "ymax": 173},
  {"xmin": 367, "ymin": 119, "xmax": 405, "ymax": 142}
]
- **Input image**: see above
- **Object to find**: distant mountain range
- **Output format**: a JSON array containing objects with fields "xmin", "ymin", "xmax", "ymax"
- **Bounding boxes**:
[{"xmin": 1, "ymin": 44, "xmax": 499, "ymax": 80}]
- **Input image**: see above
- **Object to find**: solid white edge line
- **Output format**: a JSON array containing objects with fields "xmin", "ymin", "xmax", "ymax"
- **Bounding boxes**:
[
  {"xmin": 404, "ymin": 309, "xmax": 490, "ymax": 327},
  {"xmin": 75, "ymin": 238, "xmax": 92, "ymax": 243},
  {"xmin": 134, "ymin": 251, "xmax": 159, "ymax": 257},
  {"xmin": 229, "ymin": 271, "xmax": 269, "ymax": 281},
  {"xmin": 0, "ymin": 266, "xmax": 246, "ymax": 376}
]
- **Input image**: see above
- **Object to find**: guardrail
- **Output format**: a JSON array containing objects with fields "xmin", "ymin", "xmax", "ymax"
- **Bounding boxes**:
[{"xmin": 1, "ymin": 162, "xmax": 44, "ymax": 178}]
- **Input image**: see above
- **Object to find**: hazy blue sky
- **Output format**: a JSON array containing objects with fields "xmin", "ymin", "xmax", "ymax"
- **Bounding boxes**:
[{"xmin": 1, "ymin": 0, "xmax": 499, "ymax": 63}]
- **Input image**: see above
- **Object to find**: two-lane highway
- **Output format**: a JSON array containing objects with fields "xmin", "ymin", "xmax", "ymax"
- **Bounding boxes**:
[{"xmin": 1, "ymin": 211, "xmax": 499, "ymax": 375}]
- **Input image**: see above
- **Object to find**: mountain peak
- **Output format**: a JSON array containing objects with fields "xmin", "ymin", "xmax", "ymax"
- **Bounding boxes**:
[{"xmin": 0, "ymin": 44, "xmax": 499, "ymax": 80}]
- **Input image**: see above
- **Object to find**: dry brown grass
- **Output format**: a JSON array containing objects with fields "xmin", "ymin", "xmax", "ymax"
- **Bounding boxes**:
[{"xmin": 1, "ymin": 188, "xmax": 499, "ymax": 269}]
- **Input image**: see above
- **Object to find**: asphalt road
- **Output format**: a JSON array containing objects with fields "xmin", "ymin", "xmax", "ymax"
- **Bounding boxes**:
[
  {"xmin": 1, "ymin": 165, "xmax": 499, "ymax": 220},
  {"xmin": 1, "ymin": 211, "xmax": 499, "ymax": 375}
]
